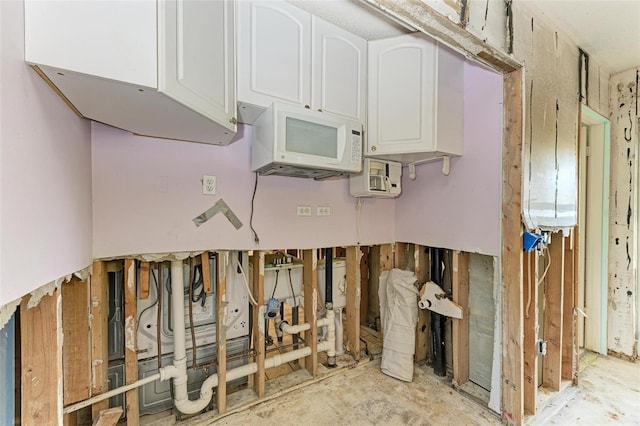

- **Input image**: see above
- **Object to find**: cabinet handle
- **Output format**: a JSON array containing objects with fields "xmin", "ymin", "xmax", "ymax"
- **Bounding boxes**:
[
  {"xmin": 317, "ymin": 108, "xmax": 322, "ymax": 112},
  {"xmin": 229, "ymin": 117, "xmax": 237, "ymax": 125},
  {"xmin": 371, "ymin": 146, "xmax": 377, "ymax": 152},
  {"xmin": 304, "ymin": 105, "xmax": 310, "ymax": 109}
]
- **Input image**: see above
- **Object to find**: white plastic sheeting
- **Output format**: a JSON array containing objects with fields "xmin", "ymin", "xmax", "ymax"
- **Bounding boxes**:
[{"xmin": 379, "ymin": 269, "xmax": 419, "ymax": 381}]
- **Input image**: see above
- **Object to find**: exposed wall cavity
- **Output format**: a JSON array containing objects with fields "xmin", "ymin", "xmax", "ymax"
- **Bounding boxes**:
[{"xmin": 608, "ymin": 68, "xmax": 639, "ymax": 358}]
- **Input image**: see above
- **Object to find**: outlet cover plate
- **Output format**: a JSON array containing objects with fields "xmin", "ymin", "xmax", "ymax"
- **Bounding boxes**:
[{"xmin": 203, "ymin": 175, "xmax": 216, "ymax": 195}]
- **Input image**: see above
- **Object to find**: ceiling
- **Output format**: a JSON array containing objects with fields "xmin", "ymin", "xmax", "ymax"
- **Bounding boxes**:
[
  {"xmin": 524, "ymin": 0, "xmax": 640, "ymax": 74},
  {"xmin": 290, "ymin": 0, "xmax": 640, "ymax": 74}
]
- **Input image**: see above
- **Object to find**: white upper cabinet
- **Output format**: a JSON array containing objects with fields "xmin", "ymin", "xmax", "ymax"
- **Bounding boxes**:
[
  {"xmin": 367, "ymin": 33, "xmax": 463, "ymax": 164},
  {"xmin": 312, "ymin": 17, "xmax": 367, "ymax": 124},
  {"xmin": 25, "ymin": 0, "xmax": 237, "ymax": 145},
  {"xmin": 237, "ymin": 1, "xmax": 311, "ymax": 115},
  {"xmin": 237, "ymin": 1, "xmax": 366, "ymax": 125}
]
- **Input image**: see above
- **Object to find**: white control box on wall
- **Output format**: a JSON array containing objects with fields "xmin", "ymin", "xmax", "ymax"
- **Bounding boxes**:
[{"xmin": 350, "ymin": 158, "xmax": 402, "ymax": 198}]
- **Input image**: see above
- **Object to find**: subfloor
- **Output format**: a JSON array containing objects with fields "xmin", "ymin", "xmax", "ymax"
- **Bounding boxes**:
[{"xmin": 529, "ymin": 354, "xmax": 640, "ymax": 425}]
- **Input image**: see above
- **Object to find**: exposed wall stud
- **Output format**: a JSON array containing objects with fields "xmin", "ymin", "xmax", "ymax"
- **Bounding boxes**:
[
  {"xmin": 452, "ymin": 251, "xmax": 470, "ymax": 385},
  {"xmin": 91, "ymin": 261, "xmax": 110, "ymax": 419},
  {"xmin": 543, "ymin": 233, "xmax": 565, "ymax": 391},
  {"xmin": 123, "ymin": 259, "xmax": 139, "ymax": 425},
  {"xmin": 303, "ymin": 249, "xmax": 319, "ymax": 377},
  {"xmin": 345, "ymin": 246, "xmax": 361, "ymax": 360}
]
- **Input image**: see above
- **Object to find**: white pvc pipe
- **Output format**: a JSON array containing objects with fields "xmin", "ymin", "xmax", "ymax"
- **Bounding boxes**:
[
  {"xmin": 169, "ymin": 260, "xmax": 214, "ymax": 415},
  {"xmin": 63, "ymin": 372, "xmax": 162, "ymax": 414},
  {"xmin": 335, "ymin": 308, "xmax": 344, "ymax": 356},
  {"xmin": 278, "ymin": 321, "xmax": 311, "ymax": 335}
]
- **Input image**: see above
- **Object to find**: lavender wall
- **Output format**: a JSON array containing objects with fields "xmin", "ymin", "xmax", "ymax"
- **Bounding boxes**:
[
  {"xmin": 0, "ymin": 0, "xmax": 92, "ymax": 306},
  {"xmin": 394, "ymin": 61, "xmax": 502, "ymax": 256},
  {"xmin": 92, "ymin": 123, "xmax": 395, "ymax": 257}
]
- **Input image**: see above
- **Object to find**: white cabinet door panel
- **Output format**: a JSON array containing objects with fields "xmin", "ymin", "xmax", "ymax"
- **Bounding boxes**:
[
  {"xmin": 312, "ymin": 17, "xmax": 366, "ymax": 123},
  {"xmin": 238, "ymin": 1, "xmax": 311, "ymax": 107},
  {"xmin": 368, "ymin": 34, "xmax": 437, "ymax": 156},
  {"xmin": 160, "ymin": 0, "xmax": 236, "ymax": 131}
]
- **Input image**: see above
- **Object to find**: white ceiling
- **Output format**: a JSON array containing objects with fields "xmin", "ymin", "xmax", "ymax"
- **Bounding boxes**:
[{"xmin": 514, "ymin": 0, "xmax": 640, "ymax": 74}]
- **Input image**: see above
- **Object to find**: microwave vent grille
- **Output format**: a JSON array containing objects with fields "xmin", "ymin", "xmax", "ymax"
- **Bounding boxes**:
[{"xmin": 256, "ymin": 164, "xmax": 347, "ymax": 180}]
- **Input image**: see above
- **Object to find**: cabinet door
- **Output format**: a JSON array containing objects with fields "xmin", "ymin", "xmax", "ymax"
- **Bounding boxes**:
[
  {"xmin": 237, "ymin": 1, "xmax": 311, "ymax": 108},
  {"xmin": 159, "ymin": 0, "xmax": 236, "ymax": 132},
  {"xmin": 312, "ymin": 17, "xmax": 367, "ymax": 124},
  {"xmin": 368, "ymin": 34, "xmax": 437, "ymax": 155}
]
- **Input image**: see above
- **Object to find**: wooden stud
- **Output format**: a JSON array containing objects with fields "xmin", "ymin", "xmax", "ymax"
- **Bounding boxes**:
[
  {"xmin": 92, "ymin": 407, "xmax": 124, "ymax": 426},
  {"xmin": 216, "ymin": 251, "xmax": 228, "ymax": 414},
  {"xmin": 123, "ymin": 259, "xmax": 139, "ymax": 425},
  {"xmin": 523, "ymin": 250, "xmax": 539, "ymax": 415},
  {"xmin": 21, "ymin": 292, "xmax": 63, "ymax": 425},
  {"xmin": 345, "ymin": 246, "xmax": 361, "ymax": 360},
  {"xmin": 501, "ymin": 67, "xmax": 524, "ymax": 426},
  {"xmin": 90, "ymin": 261, "xmax": 109, "ymax": 419},
  {"xmin": 251, "ymin": 251, "xmax": 266, "ymax": 397},
  {"xmin": 303, "ymin": 249, "xmax": 319, "ymax": 377},
  {"xmin": 139, "ymin": 262, "xmax": 150, "ymax": 299},
  {"xmin": 572, "ymin": 225, "xmax": 580, "ymax": 385},
  {"xmin": 394, "ymin": 242, "xmax": 410, "ymax": 270},
  {"xmin": 62, "ymin": 277, "xmax": 91, "ymax": 405},
  {"xmin": 562, "ymin": 229, "xmax": 576, "ymax": 380},
  {"xmin": 543, "ymin": 233, "xmax": 565, "ymax": 391},
  {"xmin": 414, "ymin": 245, "xmax": 431, "ymax": 363},
  {"xmin": 379, "ymin": 244, "xmax": 393, "ymax": 271},
  {"xmin": 452, "ymin": 251, "xmax": 470, "ymax": 385},
  {"xmin": 201, "ymin": 252, "xmax": 212, "ymax": 293},
  {"xmin": 359, "ymin": 246, "xmax": 369, "ymax": 325},
  {"xmin": 64, "ymin": 412, "xmax": 78, "ymax": 426}
]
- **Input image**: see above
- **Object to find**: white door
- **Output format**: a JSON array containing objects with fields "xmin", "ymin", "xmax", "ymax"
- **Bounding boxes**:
[
  {"xmin": 577, "ymin": 105, "xmax": 610, "ymax": 355},
  {"xmin": 237, "ymin": 1, "xmax": 311, "ymax": 108},
  {"xmin": 311, "ymin": 16, "xmax": 367, "ymax": 124},
  {"xmin": 367, "ymin": 33, "xmax": 436, "ymax": 156},
  {"xmin": 159, "ymin": 0, "xmax": 236, "ymax": 132}
]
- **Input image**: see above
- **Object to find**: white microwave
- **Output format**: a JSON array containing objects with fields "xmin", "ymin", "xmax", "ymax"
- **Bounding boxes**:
[{"xmin": 251, "ymin": 102, "xmax": 363, "ymax": 179}]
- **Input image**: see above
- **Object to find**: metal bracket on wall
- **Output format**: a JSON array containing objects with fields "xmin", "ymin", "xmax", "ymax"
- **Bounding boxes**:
[{"xmin": 408, "ymin": 156, "xmax": 451, "ymax": 180}]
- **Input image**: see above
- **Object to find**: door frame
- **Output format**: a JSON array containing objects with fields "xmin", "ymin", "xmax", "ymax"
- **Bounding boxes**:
[{"xmin": 579, "ymin": 104, "xmax": 610, "ymax": 355}]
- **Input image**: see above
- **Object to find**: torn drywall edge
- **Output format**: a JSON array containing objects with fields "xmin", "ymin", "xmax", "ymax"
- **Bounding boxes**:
[
  {"xmin": 27, "ymin": 265, "xmax": 92, "ymax": 309},
  {"xmin": 0, "ymin": 299, "xmax": 22, "ymax": 332},
  {"xmin": 0, "ymin": 264, "xmax": 92, "ymax": 328}
]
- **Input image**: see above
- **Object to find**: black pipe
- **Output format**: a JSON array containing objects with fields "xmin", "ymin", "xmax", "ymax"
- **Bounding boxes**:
[
  {"xmin": 292, "ymin": 306, "xmax": 299, "ymax": 351},
  {"xmin": 430, "ymin": 247, "xmax": 446, "ymax": 377},
  {"xmin": 325, "ymin": 248, "xmax": 333, "ymax": 307}
]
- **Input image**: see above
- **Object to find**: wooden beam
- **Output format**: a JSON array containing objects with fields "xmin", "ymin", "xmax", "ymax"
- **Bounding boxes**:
[
  {"xmin": 303, "ymin": 249, "xmax": 319, "ymax": 377},
  {"xmin": 216, "ymin": 251, "xmax": 228, "ymax": 414},
  {"xmin": 139, "ymin": 262, "xmax": 150, "ymax": 299},
  {"xmin": 90, "ymin": 261, "xmax": 109, "ymax": 419},
  {"xmin": 93, "ymin": 407, "xmax": 124, "ymax": 426},
  {"xmin": 21, "ymin": 291, "xmax": 63, "ymax": 425},
  {"xmin": 123, "ymin": 259, "xmax": 139, "ymax": 425},
  {"xmin": 452, "ymin": 251, "xmax": 469, "ymax": 385},
  {"xmin": 523, "ymin": 250, "xmax": 539, "ymax": 415},
  {"xmin": 543, "ymin": 233, "xmax": 565, "ymax": 391},
  {"xmin": 345, "ymin": 246, "xmax": 361, "ymax": 360},
  {"xmin": 380, "ymin": 244, "xmax": 393, "ymax": 271},
  {"xmin": 62, "ymin": 277, "xmax": 91, "ymax": 405},
  {"xmin": 562, "ymin": 229, "xmax": 576, "ymax": 380},
  {"xmin": 572, "ymin": 225, "xmax": 580, "ymax": 385},
  {"xmin": 395, "ymin": 242, "xmax": 410, "ymax": 270},
  {"xmin": 251, "ymin": 251, "xmax": 266, "ymax": 396},
  {"xmin": 501, "ymin": 67, "xmax": 524, "ymax": 426},
  {"xmin": 414, "ymin": 245, "xmax": 430, "ymax": 363},
  {"xmin": 359, "ymin": 246, "xmax": 369, "ymax": 325},
  {"xmin": 201, "ymin": 252, "xmax": 212, "ymax": 293}
]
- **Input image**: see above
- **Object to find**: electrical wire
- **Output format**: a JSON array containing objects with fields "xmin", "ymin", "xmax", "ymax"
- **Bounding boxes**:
[
  {"xmin": 271, "ymin": 269, "xmax": 280, "ymax": 299},
  {"xmin": 250, "ymin": 172, "xmax": 260, "ymax": 244},
  {"xmin": 188, "ymin": 260, "xmax": 198, "ymax": 370},
  {"xmin": 138, "ymin": 269, "xmax": 159, "ymax": 333},
  {"xmin": 287, "ymin": 268, "xmax": 297, "ymax": 307},
  {"xmin": 235, "ymin": 255, "xmax": 258, "ymax": 306},
  {"xmin": 525, "ymin": 252, "xmax": 532, "ymax": 319}
]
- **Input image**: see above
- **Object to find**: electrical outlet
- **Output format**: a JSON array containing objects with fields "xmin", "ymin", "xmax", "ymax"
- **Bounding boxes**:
[
  {"xmin": 296, "ymin": 206, "xmax": 312, "ymax": 216},
  {"xmin": 317, "ymin": 206, "xmax": 331, "ymax": 216},
  {"xmin": 202, "ymin": 175, "xmax": 216, "ymax": 195}
]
